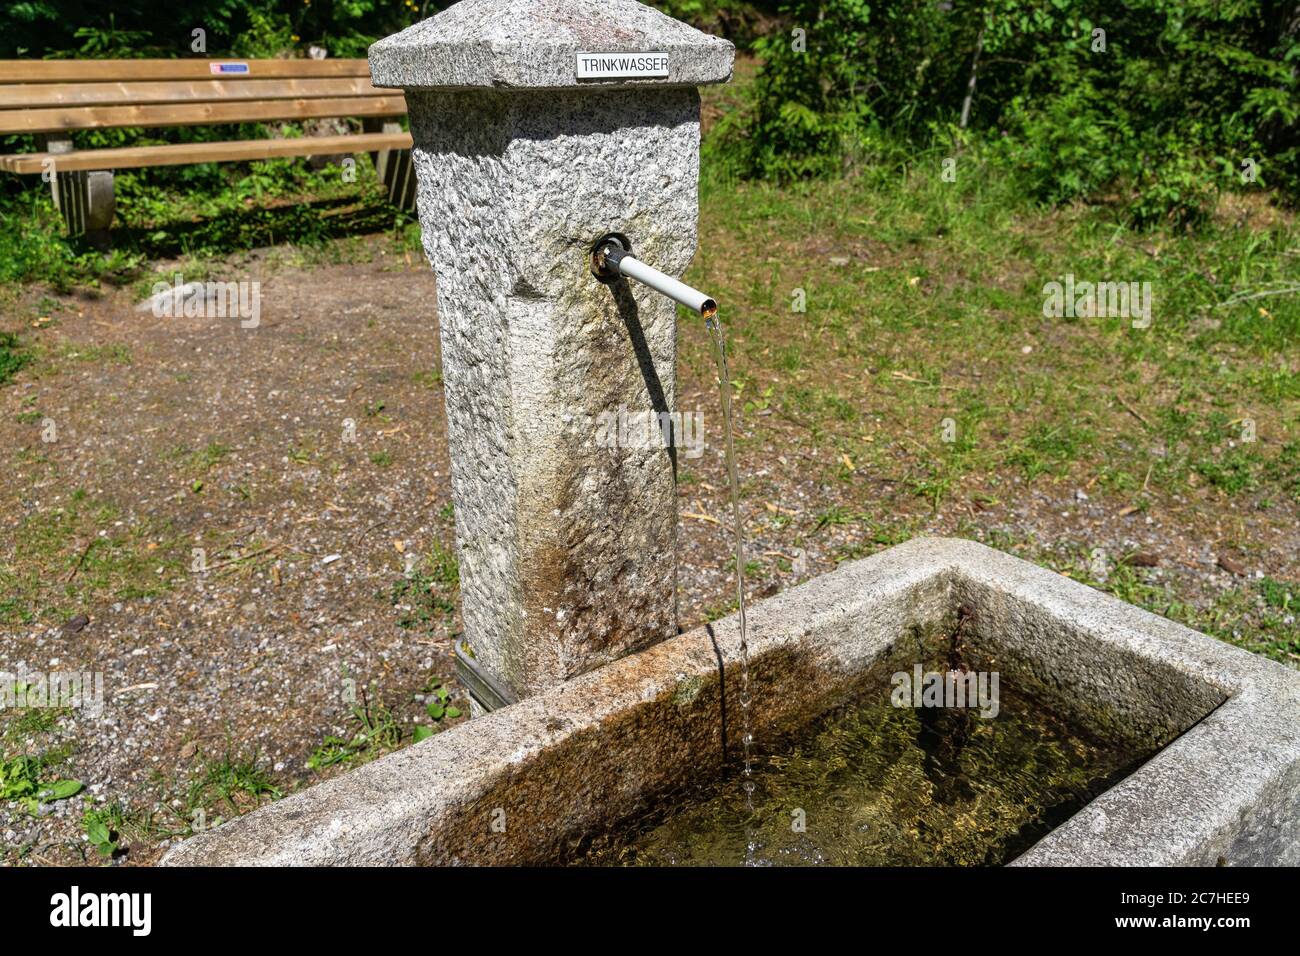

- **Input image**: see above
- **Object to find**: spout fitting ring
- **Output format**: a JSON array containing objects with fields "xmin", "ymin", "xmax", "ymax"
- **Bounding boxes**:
[{"xmin": 591, "ymin": 232, "xmax": 632, "ymax": 284}]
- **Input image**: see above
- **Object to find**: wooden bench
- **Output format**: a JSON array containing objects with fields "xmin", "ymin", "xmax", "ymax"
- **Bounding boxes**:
[{"xmin": 0, "ymin": 58, "xmax": 416, "ymax": 239}]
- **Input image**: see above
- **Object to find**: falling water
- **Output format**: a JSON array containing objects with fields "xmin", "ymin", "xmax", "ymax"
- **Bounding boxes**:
[{"xmin": 703, "ymin": 305, "xmax": 757, "ymax": 863}]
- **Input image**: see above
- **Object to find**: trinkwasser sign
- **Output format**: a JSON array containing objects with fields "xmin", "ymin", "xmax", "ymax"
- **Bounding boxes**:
[{"xmin": 575, "ymin": 52, "xmax": 670, "ymax": 80}]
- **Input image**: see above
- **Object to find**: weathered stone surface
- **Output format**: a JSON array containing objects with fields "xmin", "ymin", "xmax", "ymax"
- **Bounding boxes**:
[
  {"xmin": 364, "ymin": 0, "xmax": 733, "ymax": 703},
  {"xmin": 369, "ymin": 0, "xmax": 735, "ymax": 91},
  {"xmin": 162, "ymin": 538, "xmax": 1300, "ymax": 866},
  {"xmin": 384, "ymin": 75, "xmax": 718, "ymax": 701}
]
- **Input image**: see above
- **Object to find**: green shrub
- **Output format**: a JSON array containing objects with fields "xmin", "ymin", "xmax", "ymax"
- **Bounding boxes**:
[{"xmin": 731, "ymin": 0, "xmax": 1300, "ymax": 222}]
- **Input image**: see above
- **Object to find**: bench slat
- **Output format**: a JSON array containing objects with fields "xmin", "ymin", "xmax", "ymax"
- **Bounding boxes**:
[
  {"xmin": 0, "ymin": 77, "xmax": 389, "ymax": 109},
  {"xmin": 1, "ymin": 131, "xmax": 413, "ymax": 173},
  {"xmin": 0, "ymin": 59, "xmax": 373, "ymax": 83},
  {"xmin": 0, "ymin": 95, "xmax": 408, "ymax": 134}
]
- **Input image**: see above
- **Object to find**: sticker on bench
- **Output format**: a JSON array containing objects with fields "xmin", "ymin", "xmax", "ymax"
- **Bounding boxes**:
[
  {"xmin": 209, "ymin": 62, "xmax": 250, "ymax": 74},
  {"xmin": 575, "ymin": 52, "xmax": 670, "ymax": 80}
]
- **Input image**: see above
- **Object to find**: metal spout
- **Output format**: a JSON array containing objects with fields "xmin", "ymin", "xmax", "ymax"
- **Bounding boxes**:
[{"xmin": 592, "ymin": 234, "xmax": 717, "ymax": 316}]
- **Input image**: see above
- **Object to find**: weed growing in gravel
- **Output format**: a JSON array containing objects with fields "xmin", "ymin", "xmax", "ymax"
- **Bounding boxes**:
[
  {"xmin": 386, "ymin": 541, "xmax": 459, "ymax": 629},
  {"xmin": 185, "ymin": 753, "xmax": 282, "ymax": 825},
  {"xmin": 1258, "ymin": 577, "xmax": 1295, "ymax": 613},
  {"xmin": 82, "ymin": 806, "xmax": 120, "ymax": 859},
  {"xmin": 1, "ymin": 701, "xmax": 82, "ymax": 817},
  {"xmin": 415, "ymin": 677, "xmax": 462, "ymax": 742},
  {"xmin": 308, "ymin": 685, "xmax": 402, "ymax": 771}
]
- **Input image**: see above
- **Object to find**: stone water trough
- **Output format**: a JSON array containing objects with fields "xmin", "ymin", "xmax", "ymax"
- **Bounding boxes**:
[
  {"xmin": 163, "ymin": 1, "xmax": 1300, "ymax": 865},
  {"xmin": 164, "ymin": 537, "xmax": 1300, "ymax": 866}
]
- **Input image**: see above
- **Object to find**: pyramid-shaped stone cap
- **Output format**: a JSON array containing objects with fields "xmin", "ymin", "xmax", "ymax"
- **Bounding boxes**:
[{"xmin": 369, "ymin": 0, "xmax": 734, "ymax": 91}]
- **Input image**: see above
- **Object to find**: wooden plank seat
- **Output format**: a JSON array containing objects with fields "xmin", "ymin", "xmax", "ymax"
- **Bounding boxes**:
[{"xmin": 0, "ymin": 58, "xmax": 416, "ymax": 239}]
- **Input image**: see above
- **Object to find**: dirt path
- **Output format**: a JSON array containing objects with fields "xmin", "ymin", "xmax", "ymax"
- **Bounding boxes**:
[{"xmin": 3, "ymin": 262, "xmax": 458, "ymax": 862}]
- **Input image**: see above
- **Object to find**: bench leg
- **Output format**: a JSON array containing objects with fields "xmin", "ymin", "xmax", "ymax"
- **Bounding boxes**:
[
  {"xmin": 362, "ymin": 119, "xmax": 417, "ymax": 214},
  {"xmin": 55, "ymin": 169, "xmax": 116, "ymax": 245},
  {"xmin": 36, "ymin": 135, "xmax": 116, "ymax": 242}
]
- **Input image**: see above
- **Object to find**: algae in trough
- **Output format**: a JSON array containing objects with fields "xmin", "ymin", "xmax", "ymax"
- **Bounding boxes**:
[{"xmin": 579, "ymin": 681, "xmax": 1152, "ymax": 866}]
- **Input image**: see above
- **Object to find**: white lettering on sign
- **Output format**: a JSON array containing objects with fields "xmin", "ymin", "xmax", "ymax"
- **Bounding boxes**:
[{"xmin": 575, "ymin": 52, "xmax": 670, "ymax": 80}]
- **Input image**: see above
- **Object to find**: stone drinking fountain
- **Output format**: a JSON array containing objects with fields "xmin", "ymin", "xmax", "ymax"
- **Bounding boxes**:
[{"xmin": 164, "ymin": 0, "xmax": 1300, "ymax": 866}]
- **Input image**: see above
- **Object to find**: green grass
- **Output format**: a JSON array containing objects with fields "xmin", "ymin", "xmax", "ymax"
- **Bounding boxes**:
[
  {"xmin": 384, "ymin": 540, "xmax": 460, "ymax": 630},
  {"xmin": 0, "ymin": 331, "xmax": 30, "ymax": 385},
  {"xmin": 687, "ymin": 123, "xmax": 1299, "ymax": 518},
  {"xmin": 184, "ymin": 752, "xmax": 282, "ymax": 827},
  {"xmin": 189, "ymin": 441, "xmax": 232, "ymax": 472},
  {"xmin": 308, "ymin": 684, "xmax": 401, "ymax": 771},
  {"xmin": 1, "ymin": 696, "xmax": 82, "ymax": 822},
  {"xmin": 0, "ymin": 152, "xmax": 421, "ymax": 297},
  {"xmin": 0, "ymin": 494, "xmax": 185, "ymax": 625},
  {"xmin": 1044, "ymin": 545, "xmax": 1299, "ymax": 666}
]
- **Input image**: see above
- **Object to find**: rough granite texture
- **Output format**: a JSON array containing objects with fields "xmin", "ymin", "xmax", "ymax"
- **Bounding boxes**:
[
  {"xmin": 363, "ymin": 0, "xmax": 733, "ymax": 702},
  {"xmin": 368, "ymin": 0, "xmax": 735, "ymax": 91},
  {"xmin": 399, "ymin": 84, "xmax": 706, "ymax": 700},
  {"xmin": 162, "ymin": 538, "xmax": 1300, "ymax": 867}
]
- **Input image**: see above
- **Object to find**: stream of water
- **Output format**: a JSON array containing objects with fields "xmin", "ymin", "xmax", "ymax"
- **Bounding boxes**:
[{"xmin": 703, "ymin": 306, "xmax": 757, "ymax": 863}]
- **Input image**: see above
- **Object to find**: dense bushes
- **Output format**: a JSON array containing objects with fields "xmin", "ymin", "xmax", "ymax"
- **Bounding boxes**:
[
  {"xmin": 727, "ymin": 0, "xmax": 1300, "ymax": 223},
  {"xmin": 0, "ymin": 1, "xmax": 419, "ymax": 60}
]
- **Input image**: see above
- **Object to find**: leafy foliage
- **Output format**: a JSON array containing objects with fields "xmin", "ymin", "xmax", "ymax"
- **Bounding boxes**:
[
  {"xmin": 0, "ymin": 1, "xmax": 424, "ymax": 60},
  {"xmin": 731, "ymin": 0, "xmax": 1300, "ymax": 222}
]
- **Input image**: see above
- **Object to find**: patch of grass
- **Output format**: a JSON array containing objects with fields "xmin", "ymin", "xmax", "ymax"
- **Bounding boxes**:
[
  {"xmin": 0, "ymin": 497, "xmax": 184, "ymax": 624},
  {"xmin": 0, "ymin": 698, "xmax": 81, "ymax": 816},
  {"xmin": 0, "ymin": 331, "xmax": 31, "ymax": 385},
  {"xmin": 1193, "ymin": 452, "xmax": 1257, "ymax": 495},
  {"xmin": 0, "ymin": 148, "xmax": 418, "ymax": 296},
  {"xmin": 189, "ymin": 441, "xmax": 232, "ymax": 472},
  {"xmin": 384, "ymin": 540, "xmax": 460, "ymax": 630},
  {"xmin": 1259, "ymin": 576, "xmax": 1295, "ymax": 613},
  {"xmin": 811, "ymin": 505, "xmax": 861, "ymax": 533},
  {"xmin": 55, "ymin": 341, "xmax": 133, "ymax": 365},
  {"xmin": 184, "ymin": 752, "xmax": 282, "ymax": 827},
  {"xmin": 1008, "ymin": 422, "xmax": 1095, "ymax": 482},
  {"xmin": 308, "ymin": 684, "xmax": 402, "ymax": 772},
  {"xmin": 1049, "ymin": 545, "xmax": 1299, "ymax": 666},
  {"xmin": 688, "ymin": 72, "xmax": 1297, "ymax": 633}
]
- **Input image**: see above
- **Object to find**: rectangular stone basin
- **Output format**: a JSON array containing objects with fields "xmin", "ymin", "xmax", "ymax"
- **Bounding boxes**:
[{"xmin": 162, "ymin": 537, "xmax": 1300, "ymax": 866}]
